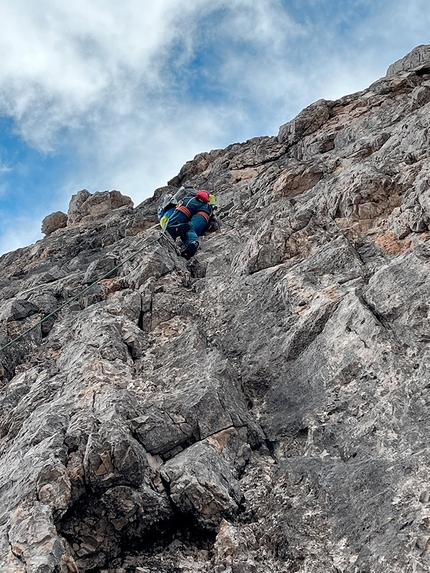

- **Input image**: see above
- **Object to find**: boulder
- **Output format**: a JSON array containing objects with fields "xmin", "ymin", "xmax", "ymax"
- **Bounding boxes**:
[
  {"xmin": 41, "ymin": 211, "xmax": 68, "ymax": 236},
  {"xmin": 161, "ymin": 441, "xmax": 244, "ymax": 530}
]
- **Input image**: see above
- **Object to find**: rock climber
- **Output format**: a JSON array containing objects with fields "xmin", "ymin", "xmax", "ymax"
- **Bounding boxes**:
[{"xmin": 158, "ymin": 189, "xmax": 216, "ymax": 259}]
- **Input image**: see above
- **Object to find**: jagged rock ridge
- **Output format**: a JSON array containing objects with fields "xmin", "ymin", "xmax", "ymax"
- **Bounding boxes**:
[{"xmin": 1, "ymin": 45, "xmax": 430, "ymax": 572}]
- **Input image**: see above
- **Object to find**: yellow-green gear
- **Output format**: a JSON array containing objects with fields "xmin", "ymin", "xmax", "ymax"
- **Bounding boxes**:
[{"xmin": 159, "ymin": 215, "xmax": 169, "ymax": 229}]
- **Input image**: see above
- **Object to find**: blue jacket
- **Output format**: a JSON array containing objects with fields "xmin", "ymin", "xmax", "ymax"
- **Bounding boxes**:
[{"xmin": 166, "ymin": 196, "xmax": 213, "ymax": 228}]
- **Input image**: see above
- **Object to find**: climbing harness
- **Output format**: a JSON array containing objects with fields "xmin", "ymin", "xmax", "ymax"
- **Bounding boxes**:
[
  {"xmin": 157, "ymin": 187, "xmax": 215, "ymax": 230},
  {"xmin": 0, "ymin": 225, "xmax": 167, "ymax": 353},
  {"xmin": 196, "ymin": 211, "xmax": 211, "ymax": 223},
  {"xmin": 175, "ymin": 204, "xmax": 192, "ymax": 218}
]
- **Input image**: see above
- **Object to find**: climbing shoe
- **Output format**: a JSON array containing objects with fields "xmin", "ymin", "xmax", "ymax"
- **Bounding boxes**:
[{"xmin": 181, "ymin": 241, "xmax": 199, "ymax": 259}]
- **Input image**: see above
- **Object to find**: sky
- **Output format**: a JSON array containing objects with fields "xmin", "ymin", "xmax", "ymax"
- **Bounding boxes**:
[{"xmin": 0, "ymin": 0, "xmax": 428, "ymax": 255}]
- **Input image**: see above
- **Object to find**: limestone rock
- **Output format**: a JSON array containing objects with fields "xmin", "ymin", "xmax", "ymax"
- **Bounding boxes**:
[
  {"xmin": 277, "ymin": 98, "xmax": 331, "ymax": 145},
  {"xmin": 161, "ymin": 441, "xmax": 244, "ymax": 530},
  {"xmin": 67, "ymin": 189, "xmax": 133, "ymax": 225},
  {"xmin": 387, "ymin": 44, "xmax": 430, "ymax": 76},
  {"xmin": 2, "ymin": 45, "xmax": 430, "ymax": 572},
  {"xmin": 41, "ymin": 211, "xmax": 68, "ymax": 236},
  {"xmin": 83, "ymin": 256, "xmax": 118, "ymax": 284},
  {"xmin": 67, "ymin": 189, "xmax": 91, "ymax": 224},
  {"xmin": 0, "ymin": 299, "xmax": 38, "ymax": 322}
]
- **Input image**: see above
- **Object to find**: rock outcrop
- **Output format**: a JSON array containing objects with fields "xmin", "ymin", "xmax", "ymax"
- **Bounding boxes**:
[
  {"xmin": 41, "ymin": 212, "xmax": 68, "ymax": 236},
  {"xmin": 41, "ymin": 190, "xmax": 135, "ymax": 237},
  {"xmin": 2, "ymin": 45, "xmax": 430, "ymax": 572}
]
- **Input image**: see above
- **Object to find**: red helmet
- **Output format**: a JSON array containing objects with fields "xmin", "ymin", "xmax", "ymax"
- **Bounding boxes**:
[{"xmin": 196, "ymin": 190, "xmax": 210, "ymax": 203}]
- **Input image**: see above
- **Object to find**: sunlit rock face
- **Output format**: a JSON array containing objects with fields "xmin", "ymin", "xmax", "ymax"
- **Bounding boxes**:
[{"xmin": 2, "ymin": 45, "xmax": 430, "ymax": 573}]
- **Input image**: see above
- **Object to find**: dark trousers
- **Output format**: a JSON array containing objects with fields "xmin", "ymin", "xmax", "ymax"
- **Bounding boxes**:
[{"xmin": 166, "ymin": 213, "xmax": 208, "ymax": 249}]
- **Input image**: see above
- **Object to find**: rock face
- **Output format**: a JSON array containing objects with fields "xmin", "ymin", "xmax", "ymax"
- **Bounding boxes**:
[
  {"xmin": 2, "ymin": 45, "xmax": 430, "ymax": 572},
  {"xmin": 386, "ymin": 44, "xmax": 430, "ymax": 76},
  {"xmin": 41, "ymin": 190, "xmax": 135, "ymax": 238},
  {"xmin": 67, "ymin": 189, "xmax": 134, "ymax": 226}
]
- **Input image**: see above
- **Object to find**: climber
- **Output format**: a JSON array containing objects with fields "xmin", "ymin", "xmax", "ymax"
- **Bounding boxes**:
[
  {"xmin": 157, "ymin": 186, "xmax": 190, "ymax": 229},
  {"xmin": 159, "ymin": 189, "xmax": 215, "ymax": 259}
]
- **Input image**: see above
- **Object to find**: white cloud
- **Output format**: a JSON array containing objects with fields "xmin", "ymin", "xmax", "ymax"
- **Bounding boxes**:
[
  {"xmin": 0, "ymin": 0, "xmax": 427, "ymax": 155},
  {"xmin": 0, "ymin": 1, "xmax": 307, "ymax": 146},
  {"xmin": 0, "ymin": 2, "xmax": 158, "ymax": 145}
]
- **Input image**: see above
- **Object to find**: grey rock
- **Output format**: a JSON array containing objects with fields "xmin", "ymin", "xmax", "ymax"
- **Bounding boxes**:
[
  {"xmin": 68, "ymin": 189, "xmax": 133, "ymax": 225},
  {"xmin": 41, "ymin": 211, "xmax": 68, "ymax": 236},
  {"xmin": 278, "ymin": 99, "xmax": 331, "ymax": 145},
  {"xmin": 41, "ymin": 265, "xmax": 68, "ymax": 283},
  {"xmin": 67, "ymin": 189, "xmax": 91, "ymax": 224},
  {"xmin": 83, "ymin": 256, "xmax": 118, "ymax": 284},
  {"xmin": 84, "ymin": 423, "xmax": 149, "ymax": 492},
  {"xmin": 161, "ymin": 441, "xmax": 244, "ymax": 530},
  {"xmin": 386, "ymin": 44, "xmax": 430, "ymax": 76},
  {"xmin": 81, "ymin": 190, "xmax": 133, "ymax": 219},
  {"xmin": 0, "ymin": 298, "xmax": 39, "ymax": 322},
  {"xmin": 2, "ymin": 45, "xmax": 430, "ymax": 573},
  {"xmin": 131, "ymin": 406, "xmax": 195, "ymax": 456},
  {"xmin": 8, "ymin": 502, "xmax": 67, "ymax": 573}
]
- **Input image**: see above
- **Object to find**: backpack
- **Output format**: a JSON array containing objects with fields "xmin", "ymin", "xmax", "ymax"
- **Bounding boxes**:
[{"xmin": 158, "ymin": 186, "xmax": 197, "ymax": 228}]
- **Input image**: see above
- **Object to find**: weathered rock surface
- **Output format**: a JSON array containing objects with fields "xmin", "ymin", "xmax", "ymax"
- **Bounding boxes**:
[
  {"xmin": 1, "ymin": 45, "xmax": 430, "ymax": 572},
  {"xmin": 387, "ymin": 44, "xmax": 430, "ymax": 76},
  {"xmin": 67, "ymin": 189, "xmax": 134, "ymax": 225},
  {"xmin": 41, "ymin": 212, "xmax": 68, "ymax": 236}
]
